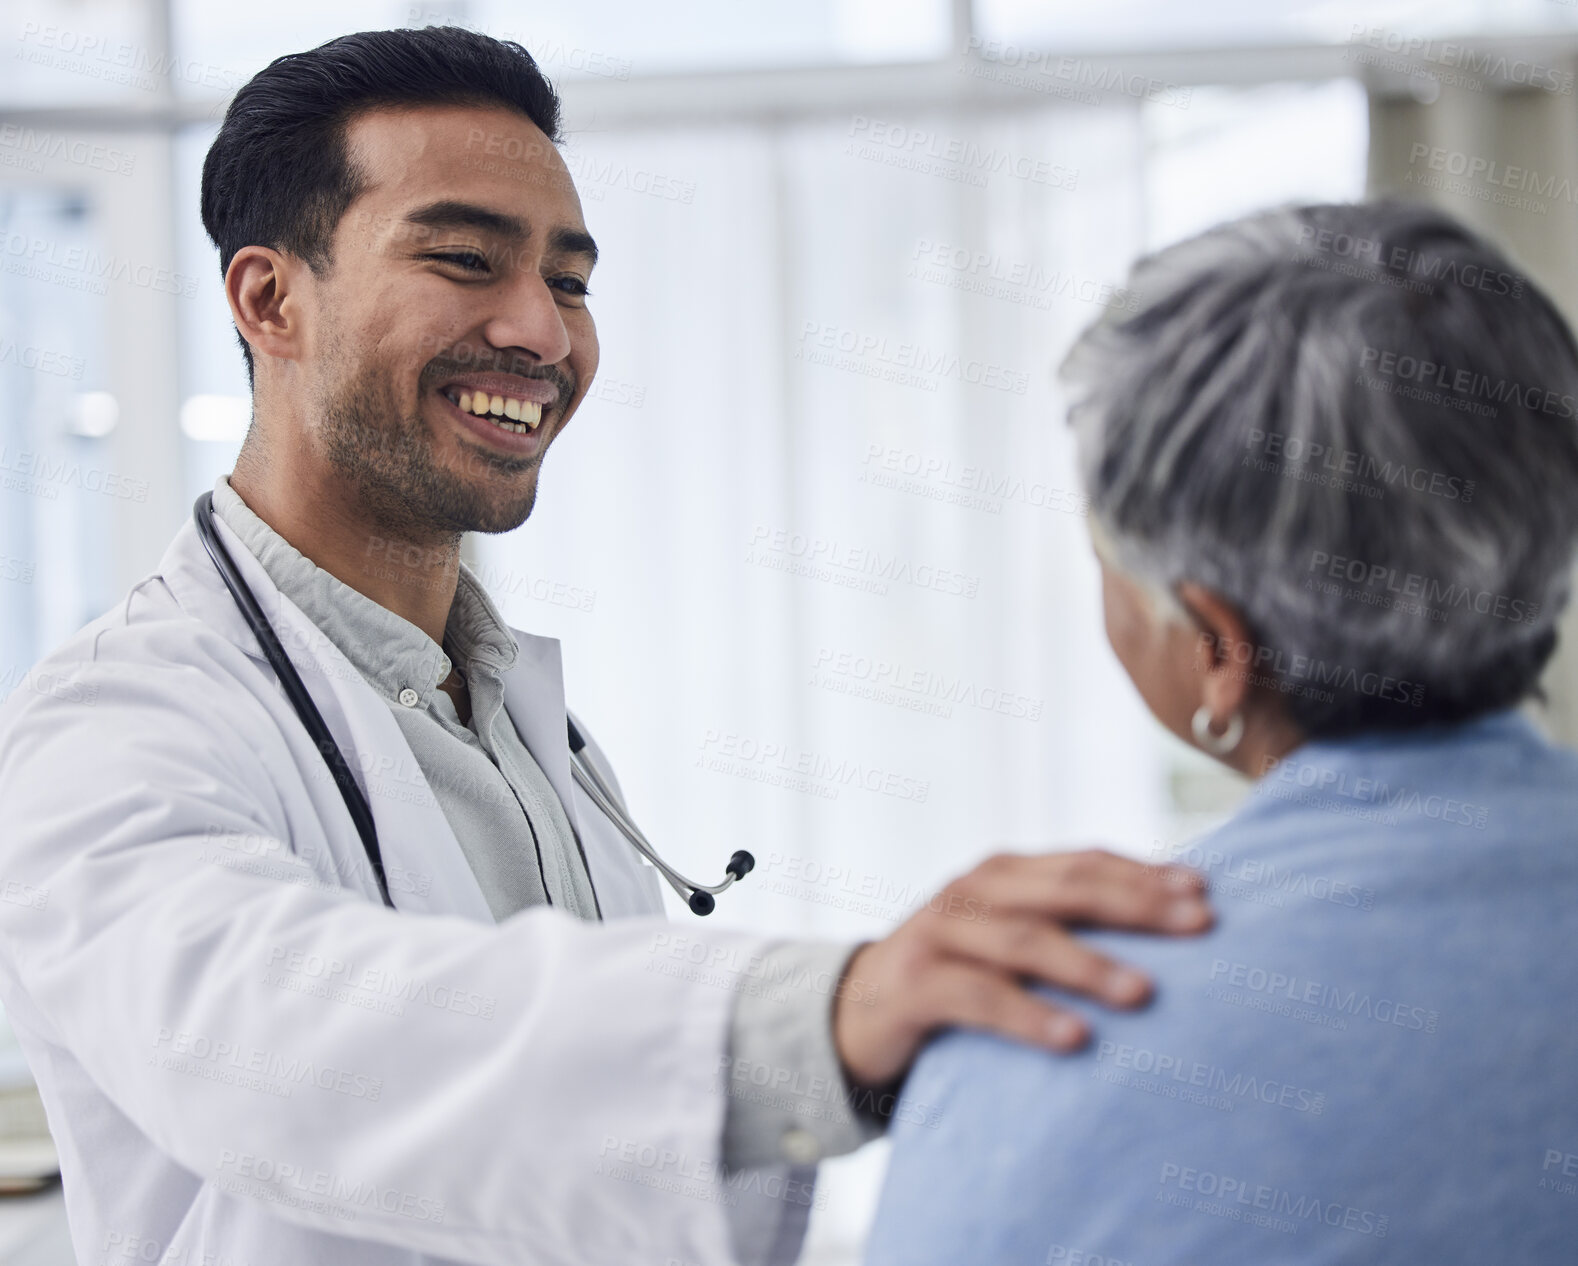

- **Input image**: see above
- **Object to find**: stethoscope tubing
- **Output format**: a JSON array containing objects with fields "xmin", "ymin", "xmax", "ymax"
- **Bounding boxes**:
[
  {"xmin": 195, "ymin": 492, "xmax": 396, "ymax": 908},
  {"xmin": 192, "ymin": 493, "xmax": 749, "ymax": 916},
  {"xmin": 565, "ymin": 734, "xmax": 749, "ymax": 915}
]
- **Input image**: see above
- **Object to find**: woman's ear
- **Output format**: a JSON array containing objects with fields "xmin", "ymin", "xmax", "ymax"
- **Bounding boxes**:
[{"xmin": 1176, "ymin": 581, "xmax": 1253, "ymax": 723}]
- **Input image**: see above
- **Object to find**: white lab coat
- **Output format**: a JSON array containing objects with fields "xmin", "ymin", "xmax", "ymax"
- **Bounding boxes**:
[{"xmin": 0, "ymin": 508, "xmax": 816, "ymax": 1266}]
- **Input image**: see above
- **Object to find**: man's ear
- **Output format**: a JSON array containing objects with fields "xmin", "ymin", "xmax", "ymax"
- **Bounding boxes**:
[
  {"xmin": 226, "ymin": 246, "xmax": 307, "ymax": 370},
  {"xmin": 1177, "ymin": 581, "xmax": 1253, "ymax": 721}
]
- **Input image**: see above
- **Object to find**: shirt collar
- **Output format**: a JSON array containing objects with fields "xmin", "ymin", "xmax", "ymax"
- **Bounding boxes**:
[{"xmin": 210, "ymin": 474, "xmax": 519, "ymax": 704}]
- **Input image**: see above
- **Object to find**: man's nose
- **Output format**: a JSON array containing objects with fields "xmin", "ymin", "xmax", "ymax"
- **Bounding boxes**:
[{"xmin": 481, "ymin": 274, "xmax": 572, "ymax": 366}]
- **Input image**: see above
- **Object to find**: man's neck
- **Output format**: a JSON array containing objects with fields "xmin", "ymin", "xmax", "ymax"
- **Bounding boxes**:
[{"xmin": 228, "ymin": 461, "xmax": 460, "ymax": 647}]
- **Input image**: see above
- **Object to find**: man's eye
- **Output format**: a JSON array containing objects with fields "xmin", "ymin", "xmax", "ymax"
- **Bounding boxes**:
[
  {"xmin": 427, "ymin": 251, "xmax": 490, "ymax": 273},
  {"xmin": 549, "ymin": 275, "xmax": 591, "ymax": 298}
]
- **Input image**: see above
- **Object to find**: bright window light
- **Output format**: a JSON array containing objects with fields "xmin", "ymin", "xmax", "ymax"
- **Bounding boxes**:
[
  {"xmin": 180, "ymin": 394, "xmax": 250, "ymax": 443},
  {"xmin": 65, "ymin": 391, "xmax": 118, "ymax": 438}
]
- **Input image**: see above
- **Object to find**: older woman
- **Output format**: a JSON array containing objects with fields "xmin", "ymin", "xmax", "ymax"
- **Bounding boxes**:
[{"xmin": 863, "ymin": 201, "xmax": 1578, "ymax": 1264}]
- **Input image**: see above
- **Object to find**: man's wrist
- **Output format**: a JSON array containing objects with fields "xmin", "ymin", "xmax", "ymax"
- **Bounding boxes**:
[
  {"xmin": 722, "ymin": 939, "xmax": 893, "ymax": 1172},
  {"xmin": 831, "ymin": 939, "xmax": 905, "ymax": 1109}
]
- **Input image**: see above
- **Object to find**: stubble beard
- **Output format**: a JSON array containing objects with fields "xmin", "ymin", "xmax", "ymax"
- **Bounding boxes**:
[{"xmin": 317, "ymin": 354, "xmax": 546, "ymax": 542}]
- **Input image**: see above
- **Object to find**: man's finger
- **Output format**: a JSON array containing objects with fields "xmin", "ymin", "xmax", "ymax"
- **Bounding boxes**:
[
  {"xmin": 948, "ymin": 848, "xmax": 1213, "ymax": 932},
  {"xmin": 927, "ymin": 913, "xmax": 1153, "ymax": 1008},
  {"xmin": 928, "ymin": 962, "xmax": 1089, "ymax": 1053}
]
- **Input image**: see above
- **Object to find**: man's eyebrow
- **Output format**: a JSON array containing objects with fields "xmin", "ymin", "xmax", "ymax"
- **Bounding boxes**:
[
  {"xmin": 402, "ymin": 200, "xmax": 528, "ymax": 240},
  {"xmin": 400, "ymin": 202, "xmax": 597, "ymax": 265},
  {"xmin": 549, "ymin": 226, "xmax": 598, "ymax": 267}
]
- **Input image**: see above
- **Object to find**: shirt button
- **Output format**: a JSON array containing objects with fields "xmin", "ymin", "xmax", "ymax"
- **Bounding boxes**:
[
  {"xmin": 780, "ymin": 1127, "xmax": 820, "ymax": 1165},
  {"xmin": 398, "ymin": 688, "xmax": 420, "ymax": 707}
]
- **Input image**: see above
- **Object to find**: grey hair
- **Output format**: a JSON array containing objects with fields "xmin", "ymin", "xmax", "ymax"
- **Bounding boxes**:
[{"xmin": 1063, "ymin": 200, "xmax": 1578, "ymax": 737}]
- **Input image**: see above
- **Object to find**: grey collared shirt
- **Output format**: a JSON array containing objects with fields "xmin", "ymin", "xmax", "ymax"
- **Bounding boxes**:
[
  {"xmin": 213, "ymin": 475, "xmax": 597, "ymax": 922},
  {"xmin": 211, "ymin": 475, "xmax": 885, "ymax": 1173}
]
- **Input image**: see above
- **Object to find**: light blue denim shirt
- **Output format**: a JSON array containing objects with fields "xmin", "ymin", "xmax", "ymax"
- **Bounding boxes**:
[{"xmin": 866, "ymin": 709, "xmax": 1578, "ymax": 1264}]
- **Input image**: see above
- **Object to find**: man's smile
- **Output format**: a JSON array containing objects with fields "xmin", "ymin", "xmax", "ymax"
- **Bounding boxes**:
[{"xmin": 438, "ymin": 372, "xmax": 560, "ymax": 434}]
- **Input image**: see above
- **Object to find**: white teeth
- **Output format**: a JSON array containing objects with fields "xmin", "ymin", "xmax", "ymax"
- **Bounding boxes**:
[{"xmin": 447, "ymin": 387, "xmax": 544, "ymax": 433}]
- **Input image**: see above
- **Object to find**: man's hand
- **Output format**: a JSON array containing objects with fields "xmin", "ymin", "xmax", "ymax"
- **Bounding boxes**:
[{"xmin": 832, "ymin": 849, "xmax": 1212, "ymax": 1089}]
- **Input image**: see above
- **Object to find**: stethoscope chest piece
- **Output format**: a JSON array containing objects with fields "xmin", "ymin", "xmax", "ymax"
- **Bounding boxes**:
[{"xmin": 567, "ymin": 717, "xmax": 752, "ymax": 914}]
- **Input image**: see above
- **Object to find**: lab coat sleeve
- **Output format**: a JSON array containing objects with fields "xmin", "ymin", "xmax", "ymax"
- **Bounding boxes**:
[{"xmin": 0, "ymin": 654, "xmax": 768, "ymax": 1266}]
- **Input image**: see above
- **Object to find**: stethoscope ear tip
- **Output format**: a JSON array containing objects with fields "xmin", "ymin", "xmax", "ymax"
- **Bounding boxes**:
[
  {"xmin": 687, "ymin": 890, "xmax": 717, "ymax": 916},
  {"xmin": 727, "ymin": 851, "xmax": 755, "ymax": 880}
]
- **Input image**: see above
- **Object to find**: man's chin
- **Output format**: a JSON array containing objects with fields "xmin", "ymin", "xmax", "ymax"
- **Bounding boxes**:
[{"xmin": 460, "ymin": 479, "xmax": 539, "ymax": 535}]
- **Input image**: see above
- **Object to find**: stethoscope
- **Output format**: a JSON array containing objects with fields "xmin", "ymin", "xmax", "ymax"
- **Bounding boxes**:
[{"xmin": 193, "ymin": 492, "xmax": 752, "ymax": 915}]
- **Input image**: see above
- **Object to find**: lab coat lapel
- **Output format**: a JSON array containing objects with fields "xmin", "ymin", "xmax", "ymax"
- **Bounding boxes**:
[
  {"xmin": 499, "ymin": 631, "xmax": 667, "ymax": 919},
  {"xmin": 499, "ymin": 632, "xmax": 583, "ymax": 835},
  {"xmin": 160, "ymin": 513, "xmax": 495, "ymax": 923}
]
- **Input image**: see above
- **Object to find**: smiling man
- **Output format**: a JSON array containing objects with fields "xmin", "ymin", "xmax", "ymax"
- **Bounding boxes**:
[
  {"xmin": 220, "ymin": 103, "xmax": 598, "ymax": 655},
  {"xmin": 0, "ymin": 26, "xmax": 1210, "ymax": 1266}
]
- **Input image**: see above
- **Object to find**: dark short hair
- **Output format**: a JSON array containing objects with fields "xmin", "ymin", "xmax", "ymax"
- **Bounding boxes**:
[{"xmin": 201, "ymin": 26, "xmax": 562, "ymax": 387}]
